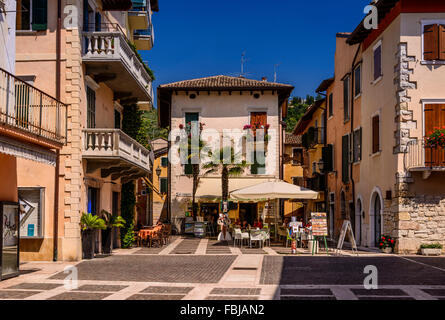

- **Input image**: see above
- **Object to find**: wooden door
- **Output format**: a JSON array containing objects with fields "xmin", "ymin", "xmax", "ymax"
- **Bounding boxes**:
[{"xmin": 424, "ymin": 104, "xmax": 445, "ymax": 166}]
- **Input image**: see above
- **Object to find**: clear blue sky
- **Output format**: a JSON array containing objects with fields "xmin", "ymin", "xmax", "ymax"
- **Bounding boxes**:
[{"xmin": 141, "ymin": 0, "xmax": 370, "ymax": 104}]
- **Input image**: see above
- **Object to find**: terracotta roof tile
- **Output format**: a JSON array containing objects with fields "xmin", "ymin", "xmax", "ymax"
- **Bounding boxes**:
[
  {"xmin": 158, "ymin": 75, "xmax": 294, "ymax": 91},
  {"xmin": 285, "ymin": 133, "xmax": 302, "ymax": 145}
]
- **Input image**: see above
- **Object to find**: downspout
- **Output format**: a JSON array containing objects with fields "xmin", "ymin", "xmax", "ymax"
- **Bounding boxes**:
[
  {"xmin": 350, "ymin": 43, "xmax": 362, "ymax": 227},
  {"xmin": 53, "ymin": 0, "xmax": 62, "ymax": 261}
]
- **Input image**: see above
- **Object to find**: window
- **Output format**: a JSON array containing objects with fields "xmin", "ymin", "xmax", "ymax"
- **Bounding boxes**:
[
  {"xmin": 342, "ymin": 134, "xmax": 350, "ymax": 183},
  {"xmin": 160, "ymin": 178, "xmax": 168, "ymax": 194},
  {"xmin": 250, "ymin": 112, "xmax": 267, "ymax": 175},
  {"xmin": 161, "ymin": 157, "xmax": 168, "ymax": 167},
  {"xmin": 87, "ymin": 87, "xmax": 96, "ymax": 128},
  {"xmin": 114, "ymin": 110, "xmax": 121, "ymax": 129},
  {"xmin": 251, "ymin": 151, "xmax": 266, "ymax": 175},
  {"xmin": 18, "ymin": 187, "xmax": 44, "ymax": 238},
  {"xmin": 353, "ymin": 128, "xmax": 362, "ymax": 163},
  {"xmin": 373, "ymin": 43, "xmax": 382, "ymax": 81},
  {"xmin": 372, "ymin": 115, "xmax": 380, "ymax": 154},
  {"xmin": 328, "ymin": 93, "xmax": 333, "ymax": 118},
  {"xmin": 423, "ymin": 24, "xmax": 445, "ymax": 61},
  {"xmin": 343, "ymin": 77, "xmax": 350, "ymax": 122},
  {"xmin": 423, "ymin": 104, "xmax": 445, "ymax": 166},
  {"xmin": 87, "ymin": 187, "xmax": 99, "ymax": 215},
  {"xmin": 250, "ymin": 112, "xmax": 267, "ymax": 128},
  {"xmin": 16, "ymin": 0, "xmax": 48, "ymax": 31},
  {"xmin": 354, "ymin": 64, "xmax": 362, "ymax": 97},
  {"xmin": 292, "ymin": 148, "xmax": 303, "ymax": 165},
  {"xmin": 322, "ymin": 144, "xmax": 334, "ymax": 173},
  {"xmin": 184, "ymin": 112, "xmax": 199, "ymax": 175}
]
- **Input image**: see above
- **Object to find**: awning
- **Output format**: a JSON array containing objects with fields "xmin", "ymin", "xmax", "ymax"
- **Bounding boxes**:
[
  {"xmin": 195, "ymin": 177, "xmax": 275, "ymax": 200},
  {"xmin": 230, "ymin": 180, "xmax": 319, "ymax": 200},
  {"xmin": 0, "ymin": 135, "xmax": 56, "ymax": 166}
]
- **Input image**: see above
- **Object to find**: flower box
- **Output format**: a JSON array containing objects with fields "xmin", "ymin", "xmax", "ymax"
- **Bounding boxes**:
[{"xmin": 420, "ymin": 248, "xmax": 442, "ymax": 256}]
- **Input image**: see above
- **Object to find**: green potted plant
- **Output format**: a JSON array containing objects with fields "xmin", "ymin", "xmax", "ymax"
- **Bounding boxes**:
[
  {"xmin": 420, "ymin": 243, "xmax": 443, "ymax": 256},
  {"xmin": 378, "ymin": 235, "xmax": 395, "ymax": 254},
  {"xmin": 80, "ymin": 213, "xmax": 106, "ymax": 259},
  {"xmin": 100, "ymin": 210, "xmax": 126, "ymax": 255},
  {"xmin": 425, "ymin": 127, "xmax": 445, "ymax": 149}
]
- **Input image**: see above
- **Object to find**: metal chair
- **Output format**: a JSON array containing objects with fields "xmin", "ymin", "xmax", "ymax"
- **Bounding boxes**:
[{"xmin": 250, "ymin": 230, "xmax": 264, "ymax": 248}]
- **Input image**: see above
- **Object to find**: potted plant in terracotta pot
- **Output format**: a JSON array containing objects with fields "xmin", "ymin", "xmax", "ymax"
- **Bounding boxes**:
[
  {"xmin": 100, "ymin": 210, "xmax": 126, "ymax": 255},
  {"xmin": 420, "ymin": 243, "xmax": 443, "ymax": 256},
  {"xmin": 80, "ymin": 213, "xmax": 106, "ymax": 259},
  {"xmin": 378, "ymin": 235, "xmax": 395, "ymax": 254}
]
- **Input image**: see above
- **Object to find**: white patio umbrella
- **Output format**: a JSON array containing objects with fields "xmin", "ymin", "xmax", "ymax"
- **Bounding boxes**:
[
  {"xmin": 230, "ymin": 180, "xmax": 319, "ymax": 239},
  {"xmin": 230, "ymin": 180, "xmax": 318, "ymax": 200}
]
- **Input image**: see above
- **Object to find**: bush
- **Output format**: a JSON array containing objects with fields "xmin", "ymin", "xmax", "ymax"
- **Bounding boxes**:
[
  {"xmin": 120, "ymin": 182, "xmax": 136, "ymax": 248},
  {"xmin": 420, "ymin": 243, "xmax": 443, "ymax": 249}
]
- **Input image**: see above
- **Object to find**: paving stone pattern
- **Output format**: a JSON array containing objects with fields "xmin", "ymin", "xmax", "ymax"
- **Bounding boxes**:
[
  {"xmin": 206, "ymin": 240, "xmax": 232, "ymax": 254},
  {"xmin": 171, "ymin": 238, "xmax": 200, "ymax": 254}
]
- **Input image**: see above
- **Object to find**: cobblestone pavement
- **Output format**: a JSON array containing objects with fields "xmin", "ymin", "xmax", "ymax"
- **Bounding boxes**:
[{"xmin": 0, "ymin": 237, "xmax": 444, "ymax": 300}]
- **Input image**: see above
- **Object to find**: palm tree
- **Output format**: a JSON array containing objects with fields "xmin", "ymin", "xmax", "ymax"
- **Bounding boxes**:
[{"xmin": 203, "ymin": 146, "xmax": 248, "ymax": 239}]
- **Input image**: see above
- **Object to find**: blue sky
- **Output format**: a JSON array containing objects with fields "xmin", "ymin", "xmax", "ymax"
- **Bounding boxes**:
[{"xmin": 141, "ymin": 0, "xmax": 370, "ymax": 104}]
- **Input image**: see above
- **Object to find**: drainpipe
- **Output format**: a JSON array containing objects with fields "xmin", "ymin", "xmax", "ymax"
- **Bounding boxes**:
[
  {"xmin": 53, "ymin": 0, "xmax": 62, "ymax": 262},
  {"xmin": 349, "ymin": 44, "xmax": 362, "ymax": 231}
]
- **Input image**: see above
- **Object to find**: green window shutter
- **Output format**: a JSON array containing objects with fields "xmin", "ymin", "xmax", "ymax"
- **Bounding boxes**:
[
  {"xmin": 322, "ymin": 144, "xmax": 333, "ymax": 173},
  {"xmin": 32, "ymin": 0, "xmax": 48, "ymax": 31},
  {"xmin": 160, "ymin": 178, "xmax": 168, "ymax": 194},
  {"xmin": 184, "ymin": 163, "xmax": 193, "ymax": 175},
  {"xmin": 185, "ymin": 112, "xmax": 199, "ymax": 124},
  {"xmin": 342, "ymin": 135, "xmax": 349, "ymax": 184},
  {"xmin": 161, "ymin": 157, "xmax": 168, "ymax": 167}
]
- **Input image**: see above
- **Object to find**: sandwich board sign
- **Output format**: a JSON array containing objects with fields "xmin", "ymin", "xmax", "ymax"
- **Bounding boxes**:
[
  {"xmin": 336, "ymin": 220, "xmax": 358, "ymax": 255},
  {"xmin": 311, "ymin": 212, "xmax": 328, "ymax": 236}
]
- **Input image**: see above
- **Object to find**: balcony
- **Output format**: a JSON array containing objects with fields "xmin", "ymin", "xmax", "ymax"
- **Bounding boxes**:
[
  {"xmin": 128, "ymin": 5, "xmax": 150, "ymax": 30},
  {"xmin": 302, "ymin": 127, "xmax": 325, "ymax": 149},
  {"xmin": 0, "ymin": 68, "xmax": 67, "ymax": 145},
  {"xmin": 404, "ymin": 139, "xmax": 445, "ymax": 176},
  {"xmin": 133, "ymin": 25, "xmax": 154, "ymax": 51},
  {"xmin": 82, "ymin": 24, "xmax": 153, "ymax": 102},
  {"xmin": 83, "ymin": 129, "xmax": 151, "ymax": 183}
]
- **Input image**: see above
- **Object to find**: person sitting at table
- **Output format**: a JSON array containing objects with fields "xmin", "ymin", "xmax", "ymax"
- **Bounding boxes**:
[
  {"xmin": 241, "ymin": 220, "xmax": 250, "ymax": 230},
  {"xmin": 234, "ymin": 219, "xmax": 241, "ymax": 227},
  {"xmin": 253, "ymin": 219, "xmax": 263, "ymax": 229}
]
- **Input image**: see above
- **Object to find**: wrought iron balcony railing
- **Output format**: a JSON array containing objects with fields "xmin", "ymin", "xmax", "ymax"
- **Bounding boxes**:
[
  {"xmin": 0, "ymin": 68, "xmax": 67, "ymax": 144},
  {"xmin": 404, "ymin": 139, "xmax": 445, "ymax": 170}
]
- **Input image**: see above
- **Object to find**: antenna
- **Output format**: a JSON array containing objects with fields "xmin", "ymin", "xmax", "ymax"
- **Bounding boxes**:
[{"xmin": 274, "ymin": 63, "xmax": 281, "ymax": 82}]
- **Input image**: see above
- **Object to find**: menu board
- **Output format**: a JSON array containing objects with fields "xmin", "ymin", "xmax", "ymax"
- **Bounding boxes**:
[{"xmin": 311, "ymin": 212, "xmax": 328, "ymax": 236}]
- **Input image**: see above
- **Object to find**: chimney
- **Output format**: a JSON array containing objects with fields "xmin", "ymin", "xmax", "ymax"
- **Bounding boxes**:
[{"xmin": 261, "ymin": 77, "xmax": 267, "ymax": 82}]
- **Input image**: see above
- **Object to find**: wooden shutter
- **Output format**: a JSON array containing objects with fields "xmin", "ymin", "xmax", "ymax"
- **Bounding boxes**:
[
  {"xmin": 322, "ymin": 144, "xmax": 333, "ymax": 173},
  {"xmin": 424, "ymin": 104, "xmax": 445, "ymax": 166},
  {"xmin": 32, "ymin": 0, "xmax": 47, "ymax": 31},
  {"xmin": 160, "ymin": 178, "xmax": 168, "ymax": 194},
  {"xmin": 424, "ymin": 24, "xmax": 439, "ymax": 61},
  {"xmin": 342, "ymin": 135, "xmax": 349, "ymax": 183},
  {"xmin": 372, "ymin": 116, "xmax": 380, "ymax": 154},
  {"xmin": 329, "ymin": 93, "xmax": 333, "ymax": 117},
  {"xmin": 250, "ymin": 112, "xmax": 267, "ymax": 128},
  {"xmin": 343, "ymin": 78, "xmax": 349, "ymax": 121},
  {"xmin": 373, "ymin": 45, "xmax": 382, "ymax": 80},
  {"xmin": 439, "ymin": 25, "xmax": 445, "ymax": 60},
  {"xmin": 161, "ymin": 157, "xmax": 168, "ymax": 167}
]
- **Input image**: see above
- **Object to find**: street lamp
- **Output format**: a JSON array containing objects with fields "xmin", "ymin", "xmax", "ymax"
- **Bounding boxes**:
[{"xmin": 155, "ymin": 166, "xmax": 162, "ymax": 178}]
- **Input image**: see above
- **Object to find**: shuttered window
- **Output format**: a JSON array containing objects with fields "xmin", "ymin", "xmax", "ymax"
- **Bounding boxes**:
[
  {"xmin": 184, "ymin": 112, "xmax": 199, "ymax": 174},
  {"xmin": 353, "ymin": 128, "xmax": 362, "ymax": 163},
  {"xmin": 31, "ymin": 0, "xmax": 47, "ymax": 31},
  {"xmin": 372, "ymin": 115, "xmax": 380, "ymax": 154},
  {"xmin": 354, "ymin": 65, "xmax": 361, "ymax": 97},
  {"xmin": 328, "ymin": 93, "xmax": 333, "ymax": 118},
  {"xmin": 87, "ymin": 87, "xmax": 96, "ymax": 128},
  {"xmin": 424, "ymin": 24, "xmax": 445, "ymax": 61},
  {"xmin": 373, "ymin": 44, "xmax": 382, "ymax": 80},
  {"xmin": 440, "ymin": 25, "xmax": 445, "ymax": 60},
  {"xmin": 342, "ymin": 135, "xmax": 349, "ymax": 183},
  {"xmin": 322, "ymin": 144, "xmax": 334, "ymax": 173},
  {"xmin": 424, "ymin": 104, "xmax": 445, "ymax": 166},
  {"xmin": 161, "ymin": 157, "xmax": 168, "ymax": 167},
  {"xmin": 160, "ymin": 178, "xmax": 168, "ymax": 194},
  {"xmin": 343, "ymin": 77, "xmax": 350, "ymax": 122}
]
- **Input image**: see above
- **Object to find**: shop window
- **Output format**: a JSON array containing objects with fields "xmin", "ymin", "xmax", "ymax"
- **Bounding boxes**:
[{"xmin": 18, "ymin": 187, "xmax": 44, "ymax": 238}]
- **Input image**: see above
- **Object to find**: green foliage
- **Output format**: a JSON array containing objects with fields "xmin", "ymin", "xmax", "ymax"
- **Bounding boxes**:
[
  {"xmin": 80, "ymin": 213, "xmax": 106, "ymax": 231},
  {"xmin": 126, "ymin": 40, "xmax": 155, "ymax": 80},
  {"xmin": 420, "ymin": 243, "xmax": 443, "ymax": 249},
  {"xmin": 285, "ymin": 95, "xmax": 313, "ymax": 133},
  {"xmin": 378, "ymin": 235, "xmax": 395, "ymax": 249},
  {"xmin": 120, "ymin": 182, "xmax": 136, "ymax": 248},
  {"xmin": 142, "ymin": 109, "xmax": 169, "ymax": 144},
  {"xmin": 100, "ymin": 210, "xmax": 126, "ymax": 229},
  {"xmin": 425, "ymin": 127, "xmax": 445, "ymax": 149}
]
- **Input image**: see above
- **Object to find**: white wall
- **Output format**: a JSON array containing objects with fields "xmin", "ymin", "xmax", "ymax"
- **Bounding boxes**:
[{"xmin": 0, "ymin": 0, "xmax": 16, "ymax": 73}]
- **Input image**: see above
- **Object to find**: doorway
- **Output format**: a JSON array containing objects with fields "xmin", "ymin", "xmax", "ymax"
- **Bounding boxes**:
[
  {"xmin": 374, "ymin": 195, "xmax": 382, "ymax": 246},
  {"xmin": 239, "ymin": 203, "xmax": 257, "ymax": 226}
]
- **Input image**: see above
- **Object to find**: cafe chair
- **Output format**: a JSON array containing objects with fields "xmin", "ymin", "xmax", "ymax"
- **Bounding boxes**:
[
  {"xmin": 261, "ymin": 229, "xmax": 271, "ymax": 247},
  {"xmin": 285, "ymin": 229, "xmax": 293, "ymax": 248},
  {"xmin": 250, "ymin": 230, "xmax": 264, "ymax": 248}
]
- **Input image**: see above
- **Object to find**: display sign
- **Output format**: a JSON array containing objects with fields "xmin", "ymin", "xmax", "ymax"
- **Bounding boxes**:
[
  {"xmin": 194, "ymin": 222, "xmax": 206, "ymax": 238},
  {"xmin": 336, "ymin": 220, "xmax": 358, "ymax": 253},
  {"xmin": 311, "ymin": 212, "xmax": 328, "ymax": 236}
]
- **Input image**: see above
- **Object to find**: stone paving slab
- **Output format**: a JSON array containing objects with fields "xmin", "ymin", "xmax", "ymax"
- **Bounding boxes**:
[
  {"xmin": 74, "ymin": 284, "xmax": 128, "ymax": 292},
  {"xmin": 50, "ymin": 255, "xmax": 236, "ymax": 283},
  {"xmin": 171, "ymin": 238, "xmax": 200, "ymax": 255},
  {"xmin": 210, "ymin": 288, "xmax": 261, "ymax": 295},
  {"xmin": 141, "ymin": 286, "xmax": 194, "ymax": 294},
  {"xmin": 6, "ymin": 283, "xmax": 62, "ymax": 290},
  {"xmin": 127, "ymin": 294, "xmax": 185, "ymax": 300},
  {"xmin": 48, "ymin": 292, "xmax": 112, "ymax": 300},
  {"xmin": 0, "ymin": 290, "xmax": 41, "ymax": 299},
  {"xmin": 206, "ymin": 240, "xmax": 232, "ymax": 254}
]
